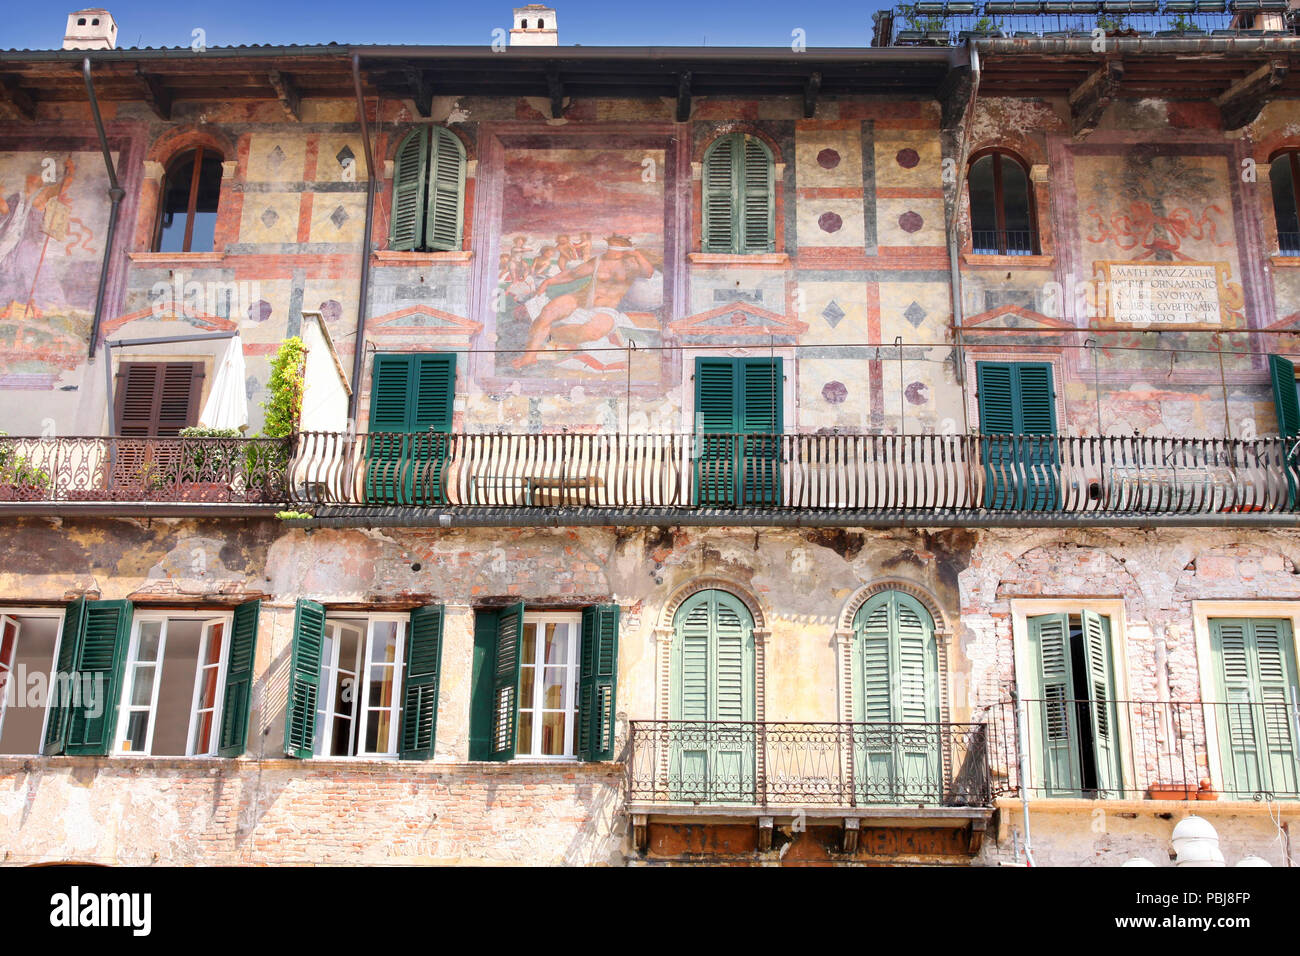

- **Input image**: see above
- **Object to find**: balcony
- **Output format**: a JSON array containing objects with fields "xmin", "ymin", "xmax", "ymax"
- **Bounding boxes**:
[
  {"xmin": 986, "ymin": 698, "xmax": 1300, "ymax": 801},
  {"xmin": 0, "ymin": 435, "xmax": 291, "ymax": 515},
  {"xmin": 625, "ymin": 720, "xmax": 992, "ymax": 852},
  {"xmin": 289, "ymin": 431, "xmax": 1300, "ymax": 527}
]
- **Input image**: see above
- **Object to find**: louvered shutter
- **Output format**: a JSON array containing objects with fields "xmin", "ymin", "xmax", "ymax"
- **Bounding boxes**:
[
  {"xmin": 975, "ymin": 362, "xmax": 1016, "ymax": 435},
  {"xmin": 694, "ymin": 358, "xmax": 739, "ymax": 506},
  {"xmin": 1080, "ymin": 610, "xmax": 1121, "ymax": 794},
  {"xmin": 426, "ymin": 127, "xmax": 465, "ymax": 253},
  {"xmin": 389, "ymin": 128, "xmax": 428, "ymax": 252},
  {"xmin": 489, "ymin": 602, "xmax": 525, "ymax": 762},
  {"xmin": 365, "ymin": 353, "xmax": 455, "ymax": 505},
  {"xmin": 1027, "ymin": 612, "xmax": 1081, "ymax": 796},
  {"xmin": 1269, "ymin": 355, "xmax": 1300, "ymax": 438},
  {"xmin": 217, "ymin": 598, "xmax": 260, "ymax": 757},
  {"xmin": 410, "ymin": 354, "xmax": 455, "ymax": 505},
  {"xmin": 1251, "ymin": 619, "xmax": 1300, "ymax": 795},
  {"xmin": 739, "ymin": 358, "xmax": 782, "ymax": 505},
  {"xmin": 399, "ymin": 604, "xmax": 444, "ymax": 760},
  {"xmin": 856, "ymin": 600, "xmax": 893, "ymax": 724},
  {"xmin": 1014, "ymin": 363, "xmax": 1059, "ymax": 509},
  {"xmin": 577, "ymin": 604, "xmax": 620, "ymax": 762},
  {"xmin": 739, "ymin": 136, "xmax": 774, "ymax": 254},
  {"xmin": 977, "ymin": 361, "xmax": 1058, "ymax": 510},
  {"xmin": 115, "ymin": 363, "xmax": 162, "ymax": 436},
  {"xmin": 702, "ymin": 135, "xmax": 737, "ymax": 253},
  {"xmin": 284, "ymin": 599, "xmax": 326, "ymax": 759},
  {"xmin": 43, "ymin": 598, "xmax": 85, "ymax": 755},
  {"xmin": 469, "ymin": 609, "xmax": 499, "ymax": 761},
  {"xmin": 64, "ymin": 600, "xmax": 132, "ymax": 756}
]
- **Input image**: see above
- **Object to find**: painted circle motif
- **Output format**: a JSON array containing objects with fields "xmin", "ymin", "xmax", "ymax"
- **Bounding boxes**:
[
  {"xmin": 822, "ymin": 381, "xmax": 848, "ymax": 405},
  {"xmin": 896, "ymin": 148, "xmax": 920, "ymax": 169},
  {"xmin": 817, "ymin": 148, "xmax": 841, "ymax": 169},
  {"xmin": 898, "ymin": 211, "xmax": 924, "ymax": 233},
  {"xmin": 818, "ymin": 212, "xmax": 843, "ymax": 233},
  {"xmin": 905, "ymin": 381, "xmax": 929, "ymax": 406}
]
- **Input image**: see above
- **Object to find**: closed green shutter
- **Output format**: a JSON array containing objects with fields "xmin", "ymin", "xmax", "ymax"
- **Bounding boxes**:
[
  {"xmin": 389, "ymin": 128, "xmax": 429, "ymax": 252},
  {"xmin": 284, "ymin": 599, "xmax": 326, "ymax": 759},
  {"xmin": 489, "ymin": 602, "xmax": 525, "ymax": 762},
  {"xmin": 739, "ymin": 136, "xmax": 774, "ymax": 254},
  {"xmin": 1026, "ymin": 612, "xmax": 1080, "ymax": 796},
  {"xmin": 977, "ymin": 361, "xmax": 1058, "ymax": 510},
  {"xmin": 695, "ymin": 358, "xmax": 738, "ymax": 506},
  {"xmin": 43, "ymin": 597, "xmax": 85, "ymax": 755},
  {"xmin": 577, "ymin": 604, "xmax": 620, "ymax": 762},
  {"xmin": 739, "ymin": 358, "xmax": 781, "ymax": 505},
  {"xmin": 365, "ymin": 353, "xmax": 456, "ymax": 505},
  {"xmin": 694, "ymin": 357, "xmax": 782, "ymax": 506},
  {"xmin": 399, "ymin": 604, "xmax": 444, "ymax": 760},
  {"xmin": 702, "ymin": 135, "xmax": 737, "ymax": 253},
  {"xmin": 1080, "ymin": 610, "xmax": 1122, "ymax": 795},
  {"xmin": 1211, "ymin": 618, "xmax": 1300, "ymax": 797},
  {"xmin": 1269, "ymin": 354, "xmax": 1300, "ymax": 438},
  {"xmin": 426, "ymin": 128, "xmax": 466, "ymax": 252},
  {"xmin": 217, "ymin": 598, "xmax": 261, "ymax": 757},
  {"xmin": 702, "ymin": 133, "xmax": 774, "ymax": 255}
]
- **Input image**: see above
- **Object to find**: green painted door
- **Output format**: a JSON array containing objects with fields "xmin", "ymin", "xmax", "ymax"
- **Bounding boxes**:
[
  {"xmin": 977, "ymin": 361, "xmax": 1059, "ymax": 510},
  {"xmin": 366, "ymin": 353, "xmax": 455, "ymax": 505},
  {"xmin": 852, "ymin": 592, "xmax": 941, "ymax": 803},
  {"xmin": 1210, "ymin": 618, "xmax": 1300, "ymax": 798},
  {"xmin": 694, "ymin": 357, "xmax": 782, "ymax": 507},
  {"xmin": 669, "ymin": 590, "xmax": 755, "ymax": 801}
]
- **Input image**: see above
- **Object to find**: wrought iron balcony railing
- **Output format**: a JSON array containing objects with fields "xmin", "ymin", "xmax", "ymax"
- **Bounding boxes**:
[
  {"xmin": 0, "ymin": 435, "xmax": 291, "ymax": 506},
  {"xmin": 290, "ymin": 430, "xmax": 1300, "ymax": 517},
  {"xmin": 626, "ymin": 720, "xmax": 991, "ymax": 807},
  {"xmin": 985, "ymin": 697, "xmax": 1300, "ymax": 801}
]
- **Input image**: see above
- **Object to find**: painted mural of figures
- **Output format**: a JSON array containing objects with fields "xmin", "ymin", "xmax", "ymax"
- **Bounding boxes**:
[
  {"xmin": 555, "ymin": 233, "xmax": 580, "ymax": 270},
  {"xmin": 511, "ymin": 235, "xmax": 655, "ymax": 369}
]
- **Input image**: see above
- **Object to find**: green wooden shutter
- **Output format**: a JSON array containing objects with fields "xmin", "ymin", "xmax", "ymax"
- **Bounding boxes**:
[
  {"xmin": 855, "ymin": 600, "xmax": 893, "ymax": 724},
  {"xmin": 366, "ymin": 353, "xmax": 456, "ymax": 505},
  {"xmin": 489, "ymin": 602, "xmax": 525, "ymax": 762},
  {"xmin": 695, "ymin": 357, "xmax": 739, "ymax": 506},
  {"xmin": 739, "ymin": 136, "xmax": 774, "ymax": 254},
  {"xmin": 1269, "ymin": 354, "xmax": 1300, "ymax": 438},
  {"xmin": 702, "ymin": 134, "xmax": 737, "ymax": 253},
  {"xmin": 62, "ymin": 600, "xmax": 132, "ymax": 756},
  {"xmin": 217, "ymin": 598, "xmax": 260, "ymax": 757},
  {"xmin": 978, "ymin": 361, "xmax": 1058, "ymax": 511},
  {"xmin": 389, "ymin": 128, "xmax": 429, "ymax": 252},
  {"xmin": 1080, "ymin": 610, "xmax": 1122, "ymax": 795},
  {"xmin": 426, "ymin": 127, "xmax": 466, "ymax": 252},
  {"xmin": 284, "ymin": 599, "xmax": 326, "ymax": 759},
  {"xmin": 1026, "ymin": 612, "xmax": 1080, "ymax": 796},
  {"xmin": 43, "ymin": 598, "xmax": 85, "ymax": 755},
  {"xmin": 469, "ymin": 609, "xmax": 498, "ymax": 761},
  {"xmin": 577, "ymin": 604, "xmax": 620, "ymax": 762},
  {"xmin": 399, "ymin": 604, "xmax": 444, "ymax": 760},
  {"xmin": 976, "ymin": 361, "xmax": 1016, "ymax": 434},
  {"xmin": 739, "ymin": 358, "xmax": 782, "ymax": 505}
]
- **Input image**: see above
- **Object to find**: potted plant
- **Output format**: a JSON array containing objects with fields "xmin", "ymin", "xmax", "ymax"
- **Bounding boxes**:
[{"xmin": 0, "ymin": 436, "xmax": 51, "ymax": 501}]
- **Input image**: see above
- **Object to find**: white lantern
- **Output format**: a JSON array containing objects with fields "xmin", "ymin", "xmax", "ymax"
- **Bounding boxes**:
[
  {"xmin": 1172, "ymin": 815, "xmax": 1225, "ymax": 868},
  {"xmin": 1236, "ymin": 855, "xmax": 1272, "ymax": 867}
]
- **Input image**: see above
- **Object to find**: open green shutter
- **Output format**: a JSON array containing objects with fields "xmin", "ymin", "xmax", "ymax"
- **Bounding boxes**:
[
  {"xmin": 702, "ymin": 135, "xmax": 737, "ymax": 253},
  {"xmin": 426, "ymin": 127, "xmax": 465, "ymax": 252},
  {"xmin": 1027, "ymin": 612, "xmax": 1080, "ymax": 796},
  {"xmin": 43, "ymin": 597, "xmax": 85, "ymax": 755},
  {"xmin": 284, "ymin": 599, "xmax": 326, "ymax": 759},
  {"xmin": 1269, "ymin": 354, "xmax": 1300, "ymax": 438},
  {"xmin": 469, "ymin": 609, "xmax": 498, "ymax": 761},
  {"xmin": 389, "ymin": 128, "xmax": 428, "ymax": 252},
  {"xmin": 217, "ymin": 598, "xmax": 261, "ymax": 757},
  {"xmin": 489, "ymin": 602, "xmax": 524, "ymax": 761},
  {"xmin": 64, "ymin": 600, "xmax": 132, "ymax": 756},
  {"xmin": 1080, "ymin": 610, "xmax": 1121, "ymax": 795},
  {"xmin": 400, "ymin": 604, "xmax": 444, "ymax": 760},
  {"xmin": 739, "ymin": 136, "xmax": 774, "ymax": 254},
  {"xmin": 1251, "ymin": 619, "xmax": 1300, "ymax": 796},
  {"xmin": 578, "ymin": 604, "xmax": 620, "ymax": 762}
]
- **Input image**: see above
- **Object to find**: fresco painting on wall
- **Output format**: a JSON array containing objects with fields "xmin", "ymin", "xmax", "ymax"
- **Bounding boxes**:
[
  {"xmin": 494, "ymin": 147, "xmax": 666, "ymax": 380},
  {"xmin": 0, "ymin": 151, "xmax": 106, "ymax": 389}
]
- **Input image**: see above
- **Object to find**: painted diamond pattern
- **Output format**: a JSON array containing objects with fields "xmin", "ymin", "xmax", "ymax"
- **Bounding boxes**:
[
  {"xmin": 330, "ymin": 204, "xmax": 349, "ymax": 229},
  {"xmin": 821, "ymin": 300, "xmax": 846, "ymax": 329},
  {"xmin": 336, "ymin": 145, "xmax": 355, "ymax": 167},
  {"xmin": 260, "ymin": 207, "xmax": 279, "ymax": 228},
  {"xmin": 903, "ymin": 301, "xmax": 927, "ymax": 328},
  {"xmin": 267, "ymin": 144, "xmax": 285, "ymax": 169}
]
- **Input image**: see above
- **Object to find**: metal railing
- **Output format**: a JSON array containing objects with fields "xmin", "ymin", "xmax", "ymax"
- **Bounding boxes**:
[
  {"xmin": 985, "ymin": 697, "xmax": 1300, "ymax": 800},
  {"xmin": 0, "ymin": 435, "xmax": 291, "ymax": 505},
  {"xmin": 626, "ymin": 720, "xmax": 991, "ymax": 807},
  {"xmin": 872, "ymin": 1, "xmax": 1297, "ymax": 46},
  {"xmin": 971, "ymin": 229, "xmax": 1036, "ymax": 255},
  {"xmin": 290, "ymin": 430, "xmax": 1300, "ymax": 515},
  {"xmin": 1278, "ymin": 231, "xmax": 1300, "ymax": 257}
]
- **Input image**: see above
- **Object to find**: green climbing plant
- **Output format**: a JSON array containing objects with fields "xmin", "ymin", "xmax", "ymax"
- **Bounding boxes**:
[{"xmin": 262, "ymin": 336, "xmax": 306, "ymax": 439}]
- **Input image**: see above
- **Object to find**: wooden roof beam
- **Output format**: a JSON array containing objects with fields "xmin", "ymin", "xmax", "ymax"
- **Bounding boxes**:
[
  {"xmin": 135, "ymin": 69, "xmax": 171, "ymax": 120},
  {"xmin": 267, "ymin": 68, "xmax": 301, "ymax": 121},
  {"xmin": 405, "ymin": 68, "xmax": 434, "ymax": 118},
  {"xmin": 938, "ymin": 65, "xmax": 973, "ymax": 133},
  {"xmin": 1216, "ymin": 57, "xmax": 1287, "ymax": 131},
  {"xmin": 0, "ymin": 76, "xmax": 36, "ymax": 121},
  {"xmin": 1068, "ymin": 59, "xmax": 1124, "ymax": 140},
  {"xmin": 676, "ymin": 71, "xmax": 691, "ymax": 122},
  {"xmin": 546, "ymin": 64, "xmax": 564, "ymax": 119},
  {"xmin": 803, "ymin": 71, "xmax": 821, "ymax": 119}
]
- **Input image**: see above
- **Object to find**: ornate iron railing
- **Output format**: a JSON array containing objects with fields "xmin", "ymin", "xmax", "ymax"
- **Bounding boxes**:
[
  {"xmin": 290, "ymin": 430, "xmax": 1300, "ymax": 515},
  {"xmin": 0, "ymin": 435, "xmax": 291, "ymax": 505},
  {"xmin": 985, "ymin": 697, "xmax": 1300, "ymax": 800},
  {"xmin": 626, "ymin": 720, "xmax": 991, "ymax": 807}
]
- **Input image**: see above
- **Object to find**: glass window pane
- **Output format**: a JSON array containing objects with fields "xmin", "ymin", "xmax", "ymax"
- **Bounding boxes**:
[
  {"xmin": 370, "ymin": 622, "xmax": 398, "ymax": 663},
  {"xmin": 204, "ymin": 623, "xmax": 224, "ymax": 665},
  {"xmin": 190, "ymin": 709, "xmax": 213, "ymax": 754},
  {"xmin": 130, "ymin": 665, "xmax": 155, "ymax": 706},
  {"xmin": 544, "ymin": 623, "xmax": 569, "ymax": 666},
  {"xmin": 999, "ymin": 159, "xmax": 1032, "ymax": 239},
  {"xmin": 196, "ymin": 665, "xmax": 219, "ymax": 711},
  {"xmin": 541, "ymin": 710, "xmax": 566, "ymax": 756},
  {"xmin": 0, "ymin": 620, "xmax": 16, "ymax": 668},
  {"xmin": 366, "ymin": 709, "xmax": 392, "ymax": 753},
  {"xmin": 519, "ymin": 665, "xmax": 535, "ymax": 710},
  {"xmin": 332, "ymin": 715, "xmax": 354, "ymax": 756},
  {"xmin": 521, "ymin": 623, "xmax": 537, "ymax": 667},
  {"xmin": 369, "ymin": 670, "xmax": 394, "ymax": 710},
  {"xmin": 137, "ymin": 622, "xmax": 162, "ymax": 661},
  {"xmin": 543, "ymin": 666, "xmax": 566, "ymax": 709},
  {"xmin": 124, "ymin": 711, "xmax": 149, "ymax": 752},
  {"xmin": 968, "ymin": 154, "xmax": 998, "ymax": 238},
  {"xmin": 517, "ymin": 709, "xmax": 534, "ymax": 755},
  {"xmin": 1272, "ymin": 156, "xmax": 1300, "ymax": 251}
]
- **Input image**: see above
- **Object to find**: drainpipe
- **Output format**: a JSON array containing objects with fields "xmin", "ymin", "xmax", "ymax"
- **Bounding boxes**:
[
  {"xmin": 946, "ymin": 43, "xmax": 980, "ymax": 434},
  {"xmin": 84, "ymin": 57, "xmax": 125, "ymax": 359},
  {"xmin": 1011, "ymin": 686, "xmax": 1036, "ymax": 866},
  {"xmin": 349, "ymin": 52, "xmax": 377, "ymax": 426}
]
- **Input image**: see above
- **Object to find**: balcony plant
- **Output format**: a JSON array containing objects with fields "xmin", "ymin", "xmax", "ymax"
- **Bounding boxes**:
[
  {"xmin": 241, "ymin": 337, "xmax": 305, "ymax": 501},
  {"xmin": 0, "ymin": 435, "xmax": 51, "ymax": 501}
]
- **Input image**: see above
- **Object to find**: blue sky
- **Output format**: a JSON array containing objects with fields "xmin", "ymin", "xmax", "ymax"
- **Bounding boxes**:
[{"xmin": 6, "ymin": 1, "xmax": 893, "ymax": 50}]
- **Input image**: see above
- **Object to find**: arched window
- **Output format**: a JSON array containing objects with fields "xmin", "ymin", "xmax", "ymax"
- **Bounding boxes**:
[
  {"xmin": 701, "ymin": 132, "xmax": 774, "ymax": 255},
  {"xmin": 968, "ymin": 149, "xmax": 1037, "ymax": 256},
  {"xmin": 389, "ymin": 126, "xmax": 467, "ymax": 253},
  {"xmin": 153, "ymin": 147, "xmax": 224, "ymax": 253},
  {"xmin": 669, "ymin": 589, "xmax": 755, "ymax": 800},
  {"xmin": 1270, "ymin": 151, "xmax": 1300, "ymax": 256}
]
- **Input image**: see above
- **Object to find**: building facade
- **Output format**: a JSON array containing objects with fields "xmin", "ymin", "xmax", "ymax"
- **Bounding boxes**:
[{"xmin": 0, "ymin": 5, "xmax": 1299, "ymax": 865}]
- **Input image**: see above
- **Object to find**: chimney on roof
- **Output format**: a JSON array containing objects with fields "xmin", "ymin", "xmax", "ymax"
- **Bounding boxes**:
[
  {"xmin": 510, "ymin": 5, "xmax": 558, "ymax": 46},
  {"xmin": 63, "ymin": 8, "xmax": 117, "ymax": 50}
]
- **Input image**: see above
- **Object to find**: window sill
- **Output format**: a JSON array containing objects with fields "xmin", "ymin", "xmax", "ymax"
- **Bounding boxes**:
[
  {"xmin": 688, "ymin": 252, "xmax": 789, "ymax": 267},
  {"xmin": 1270, "ymin": 255, "xmax": 1300, "ymax": 267},
  {"xmin": 961, "ymin": 252, "xmax": 1054, "ymax": 268},
  {"xmin": 372, "ymin": 249, "xmax": 474, "ymax": 265},
  {"xmin": 128, "ymin": 251, "xmax": 225, "ymax": 266}
]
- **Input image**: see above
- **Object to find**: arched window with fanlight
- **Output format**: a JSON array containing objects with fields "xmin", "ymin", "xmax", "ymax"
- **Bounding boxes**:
[
  {"xmin": 1270, "ymin": 151, "xmax": 1300, "ymax": 256},
  {"xmin": 153, "ymin": 147, "xmax": 224, "ymax": 253},
  {"xmin": 968, "ymin": 149, "xmax": 1037, "ymax": 256}
]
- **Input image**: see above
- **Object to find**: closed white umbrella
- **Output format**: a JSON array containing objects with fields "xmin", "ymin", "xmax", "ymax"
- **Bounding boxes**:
[{"xmin": 198, "ymin": 335, "xmax": 249, "ymax": 431}]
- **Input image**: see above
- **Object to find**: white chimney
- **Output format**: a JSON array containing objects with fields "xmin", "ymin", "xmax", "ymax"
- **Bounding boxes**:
[
  {"xmin": 63, "ymin": 8, "xmax": 118, "ymax": 50},
  {"xmin": 510, "ymin": 5, "xmax": 558, "ymax": 46}
]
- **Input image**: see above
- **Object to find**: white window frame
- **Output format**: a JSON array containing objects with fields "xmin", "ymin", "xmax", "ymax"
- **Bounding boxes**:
[
  {"xmin": 113, "ymin": 610, "xmax": 232, "ymax": 757},
  {"xmin": 1191, "ymin": 600, "xmax": 1300, "ymax": 797},
  {"xmin": 315, "ymin": 613, "xmax": 407, "ymax": 759},
  {"xmin": 515, "ymin": 610, "xmax": 583, "ymax": 761},
  {"xmin": 0, "ymin": 607, "xmax": 66, "ymax": 755},
  {"xmin": 1009, "ymin": 598, "xmax": 1136, "ymax": 796}
]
